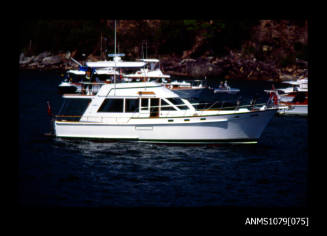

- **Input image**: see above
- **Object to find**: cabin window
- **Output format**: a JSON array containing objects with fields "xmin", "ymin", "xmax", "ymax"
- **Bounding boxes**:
[
  {"xmin": 141, "ymin": 98, "xmax": 149, "ymax": 111},
  {"xmin": 57, "ymin": 98, "xmax": 91, "ymax": 121},
  {"xmin": 167, "ymin": 97, "xmax": 189, "ymax": 110},
  {"xmin": 125, "ymin": 98, "xmax": 139, "ymax": 113},
  {"xmin": 150, "ymin": 98, "xmax": 159, "ymax": 117},
  {"xmin": 98, "ymin": 98, "xmax": 124, "ymax": 112},
  {"xmin": 161, "ymin": 99, "xmax": 177, "ymax": 111}
]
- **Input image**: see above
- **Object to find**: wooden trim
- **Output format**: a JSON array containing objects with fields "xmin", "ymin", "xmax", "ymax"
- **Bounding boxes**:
[{"xmin": 138, "ymin": 91, "xmax": 155, "ymax": 95}]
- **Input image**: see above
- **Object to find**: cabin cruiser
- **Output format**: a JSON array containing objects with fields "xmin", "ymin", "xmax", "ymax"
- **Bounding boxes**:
[
  {"xmin": 273, "ymin": 77, "xmax": 308, "ymax": 103},
  {"xmin": 58, "ymin": 67, "xmax": 120, "ymax": 94},
  {"xmin": 123, "ymin": 58, "xmax": 208, "ymax": 92},
  {"xmin": 265, "ymin": 89, "xmax": 308, "ymax": 116},
  {"xmin": 123, "ymin": 58, "xmax": 170, "ymax": 81},
  {"xmin": 58, "ymin": 55, "xmax": 146, "ymax": 95},
  {"xmin": 53, "ymin": 82, "xmax": 277, "ymax": 143},
  {"xmin": 264, "ymin": 78, "xmax": 308, "ymax": 116}
]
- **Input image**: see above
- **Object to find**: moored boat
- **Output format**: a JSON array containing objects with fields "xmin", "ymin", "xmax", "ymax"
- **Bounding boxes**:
[
  {"xmin": 58, "ymin": 55, "xmax": 146, "ymax": 95},
  {"xmin": 53, "ymin": 82, "xmax": 277, "ymax": 144},
  {"xmin": 265, "ymin": 88, "xmax": 308, "ymax": 116},
  {"xmin": 212, "ymin": 80, "xmax": 240, "ymax": 94}
]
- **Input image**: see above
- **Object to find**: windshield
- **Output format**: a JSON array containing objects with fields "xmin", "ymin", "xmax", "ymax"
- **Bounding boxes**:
[{"xmin": 167, "ymin": 98, "xmax": 189, "ymax": 110}]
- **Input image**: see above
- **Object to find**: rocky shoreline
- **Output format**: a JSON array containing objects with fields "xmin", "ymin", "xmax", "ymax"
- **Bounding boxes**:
[{"xmin": 19, "ymin": 51, "xmax": 308, "ymax": 82}]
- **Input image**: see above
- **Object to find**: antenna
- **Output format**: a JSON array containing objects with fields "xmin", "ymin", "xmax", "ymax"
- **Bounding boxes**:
[
  {"xmin": 114, "ymin": 20, "xmax": 117, "ymax": 95},
  {"xmin": 114, "ymin": 20, "xmax": 117, "ymax": 55}
]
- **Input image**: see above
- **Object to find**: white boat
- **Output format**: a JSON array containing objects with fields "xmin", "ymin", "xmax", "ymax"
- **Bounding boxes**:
[
  {"xmin": 123, "ymin": 68, "xmax": 170, "ymax": 79},
  {"xmin": 166, "ymin": 80, "xmax": 205, "ymax": 90},
  {"xmin": 213, "ymin": 88, "xmax": 240, "ymax": 94},
  {"xmin": 276, "ymin": 103, "xmax": 308, "ymax": 116},
  {"xmin": 58, "ymin": 67, "xmax": 119, "ymax": 94},
  {"xmin": 123, "ymin": 58, "xmax": 207, "ymax": 92},
  {"xmin": 280, "ymin": 78, "xmax": 308, "ymax": 92},
  {"xmin": 213, "ymin": 81, "xmax": 240, "ymax": 94},
  {"xmin": 265, "ymin": 89, "xmax": 308, "ymax": 116},
  {"xmin": 58, "ymin": 55, "xmax": 146, "ymax": 95},
  {"xmin": 85, "ymin": 57, "xmax": 146, "ymax": 68},
  {"xmin": 275, "ymin": 77, "xmax": 308, "ymax": 102},
  {"xmin": 53, "ymin": 82, "xmax": 277, "ymax": 144}
]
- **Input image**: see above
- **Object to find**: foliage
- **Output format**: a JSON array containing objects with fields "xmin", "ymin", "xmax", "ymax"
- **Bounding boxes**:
[{"xmin": 19, "ymin": 20, "xmax": 307, "ymax": 65}]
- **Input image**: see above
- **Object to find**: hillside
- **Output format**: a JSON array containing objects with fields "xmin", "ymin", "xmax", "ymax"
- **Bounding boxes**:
[{"xmin": 19, "ymin": 19, "xmax": 308, "ymax": 81}]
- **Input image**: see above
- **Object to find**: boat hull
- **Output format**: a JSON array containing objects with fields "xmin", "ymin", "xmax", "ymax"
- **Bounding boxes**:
[
  {"xmin": 54, "ymin": 109, "xmax": 276, "ymax": 143},
  {"xmin": 277, "ymin": 104, "xmax": 308, "ymax": 116},
  {"xmin": 214, "ymin": 88, "xmax": 240, "ymax": 94}
]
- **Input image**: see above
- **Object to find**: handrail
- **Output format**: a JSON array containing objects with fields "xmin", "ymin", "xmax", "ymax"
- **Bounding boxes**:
[
  {"xmin": 55, "ymin": 115, "xmax": 82, "ymax": 117},
  {"xmin": 55, "ymin": 100, "xmax": 267, "ymax": 122}
]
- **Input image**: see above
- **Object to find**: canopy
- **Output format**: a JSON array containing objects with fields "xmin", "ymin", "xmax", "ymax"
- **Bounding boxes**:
[
  {"xmin": 95, "ymin": 68, "xmax": 120, "ymax": 75},
  {"xmin": 67, "ymin": 70, "xmax": 86, "ymax": 75},
  {"xmin": 86, "ymin": 61, "xmax": 146, "ymax": 68}
]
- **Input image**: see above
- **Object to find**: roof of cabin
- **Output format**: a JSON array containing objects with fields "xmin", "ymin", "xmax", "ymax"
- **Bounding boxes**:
[
  {"xmin": 86, "ymin": 61, "xmax": 146, "ymax": 68},
  {"xmin": 97, "ymin": 82, "xmax": 179, "ymax": 98}
]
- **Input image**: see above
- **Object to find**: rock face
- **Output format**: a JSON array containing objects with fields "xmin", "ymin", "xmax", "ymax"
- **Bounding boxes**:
[
  {"xmin": 161, "ymin": 53, "xmax": 282, "ymax": 81},
  {"xmin": 19, "ymin": 50, "xmax": 307, "ymax": 82},
  {"xmin": 19, "ymin": 51, "xmax": 67, "ymax": 70},
  {"xmin": 42, "ymin": 55, "xmax": 62, "ymax": 65}
]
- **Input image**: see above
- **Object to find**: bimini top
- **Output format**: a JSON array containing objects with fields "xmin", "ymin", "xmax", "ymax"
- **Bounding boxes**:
[
  {"xmin": 86, "ymin": 60, "xmax": 146, "ymax": 68},
  {"xmin": 282, "ymin": 78, "xmax": 308, "ymax": 85},
  {"xmin": 124, "ymin": 68, "xmax": 170, "ymax": 78},
  {"xmin": 94, "ymin": 68, "xmax": 120, "ymax": 75},
  {"xmin": 67, "ymin": 69, "xmax": 86, "ymax": 75},
  {"xmin": 67, "ymin": 68, "xmax": 119, "ymax": 75},
  {"xmin": 96, "ymin": 82, "xmax": 179, "ymax": 98}
]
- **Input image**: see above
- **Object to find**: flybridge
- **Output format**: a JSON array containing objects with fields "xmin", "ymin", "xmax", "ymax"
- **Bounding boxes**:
[
  {"xmin": 86, "ymin": 53, "xmax": 146, "ymax": 68},
  {"xmin": 86, "ymin": 60, "xmax": 146, "ymax": 68}
]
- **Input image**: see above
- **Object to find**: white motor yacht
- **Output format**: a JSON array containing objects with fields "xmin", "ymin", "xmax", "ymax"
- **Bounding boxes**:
[
  {"xmin": 265, "ymin": 89, "xmax": 308, "ymax": 116},
  {"xmin": 275, "ymin": 77, "xmax": 308, "ymax": 102},
  {"xmin": 53, "ymin": 82, "xmax": 277, "ymax": 144},
  {"xmin": 58, "ymin": 55, "xmax": 147, "ymax": 95}
]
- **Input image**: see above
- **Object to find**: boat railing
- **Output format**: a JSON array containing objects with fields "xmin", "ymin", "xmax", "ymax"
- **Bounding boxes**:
[{"xmin": 55, "ymin": 102, "xmax": 268, "ymax": 122}]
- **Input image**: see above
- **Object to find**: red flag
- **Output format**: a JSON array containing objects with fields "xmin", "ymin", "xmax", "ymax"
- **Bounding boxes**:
[{"xmin": 47, "ymin": 101, "xmax": 53, "ymax": 116}]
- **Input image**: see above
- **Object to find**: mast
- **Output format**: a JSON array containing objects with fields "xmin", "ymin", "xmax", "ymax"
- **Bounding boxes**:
[
  {"xmin": 114, "ymin": 20, "xmax": 117, "ymax": 95},
  {"xmin": 114, "ymin": 20, "xmax": 117, "ymax": 55},
  {"xmin": 100, "ymin": 32, "xmax": 103, "ymax": 59},
  {"xmin": 145, "ymin": 40, "xmax": 147, "ymax": 58}
]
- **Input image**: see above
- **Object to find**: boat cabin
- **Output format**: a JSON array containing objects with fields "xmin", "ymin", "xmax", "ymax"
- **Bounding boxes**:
[{"xmin": 56, "ymin": 82, "xmax": 196, "ymax": 122}]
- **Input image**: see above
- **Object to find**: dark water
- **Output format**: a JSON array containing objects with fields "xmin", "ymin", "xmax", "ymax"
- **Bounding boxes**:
[{"xmin": 18, "ymin": 70, "xmax": 308, "ymax": 207}]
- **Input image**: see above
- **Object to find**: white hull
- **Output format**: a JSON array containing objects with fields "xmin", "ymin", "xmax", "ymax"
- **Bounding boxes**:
[
  {"xmin": 277, "ymin": 104, "xmax": 308, "ymax": 116},
  {"xmin": 279, "ymin": 95, "xmax": 295, "ymax": 102},
  {"xmin": 214, "ymin": 88, "xmax": 240, "ymax": 94},
  {"xmin": 54, "ymin": 109, "xmax": 276, "ymax": 143}
]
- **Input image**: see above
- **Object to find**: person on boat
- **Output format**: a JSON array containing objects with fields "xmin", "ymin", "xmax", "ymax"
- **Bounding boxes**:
[
  {"xmin": 84, "ymin": 67, "xmax": 93, "ymax": 95},
  {"xmin": 224, "ymin": 80, "xmax": 230, "ymax": 90},
  {"xmin": 219, "ymin": 81, "xmax": 224, "ymax": 89}
]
